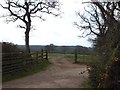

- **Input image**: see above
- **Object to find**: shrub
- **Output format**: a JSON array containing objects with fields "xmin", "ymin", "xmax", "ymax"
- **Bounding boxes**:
[
  {"xmin": 2, "ymin": 42, "xmax": 23, "ymax": 53},
  {"xmin": 2, "ymin": 42, "xmax": 25, "ymax": 59},
  {"xmin": 2, "ymin": 42, "xmax": 33, "ymax": 74}
]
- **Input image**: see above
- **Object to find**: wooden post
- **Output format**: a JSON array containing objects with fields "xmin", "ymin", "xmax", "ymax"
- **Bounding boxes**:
[
  {"xmin": 41, "ymin": 49, "xmax": 44, "ymax": 60},
  {"xmin": 75, "ymin": 49, "xmax": 78, "ymax": 63},
  {"xmin": 36, "ymin": 51, "xmax": 39, "ymax": 63},
  {"xmin": 46, "ymin": 50, "xmax": 48, "ymax": 60}
]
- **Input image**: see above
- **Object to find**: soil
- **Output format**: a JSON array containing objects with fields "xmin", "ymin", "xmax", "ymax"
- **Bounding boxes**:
[{"xmin": 2, "ymin": 57, "xmax": 88, "ymax": 88}]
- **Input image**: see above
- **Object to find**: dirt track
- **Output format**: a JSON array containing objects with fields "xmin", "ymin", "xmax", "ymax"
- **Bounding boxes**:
[{"xmin": 3, "ymin": 57, "xmax": 88, "ymax": 88}]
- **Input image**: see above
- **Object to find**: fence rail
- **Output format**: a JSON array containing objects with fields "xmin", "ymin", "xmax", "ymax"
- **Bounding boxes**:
[{"xmin": 2, "ymin": 49, "xmax": 48, "ymax": 75}]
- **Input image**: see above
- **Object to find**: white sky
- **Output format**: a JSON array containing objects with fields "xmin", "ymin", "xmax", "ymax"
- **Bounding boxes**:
[{"xmin": 0, "ymin": 0, "xmax": 92, "ymax": 47}]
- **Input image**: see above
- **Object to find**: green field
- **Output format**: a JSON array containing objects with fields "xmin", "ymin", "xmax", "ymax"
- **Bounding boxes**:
[{"xmin": 49, "ymin": 53, "xmax": 98, "ymax": 65}]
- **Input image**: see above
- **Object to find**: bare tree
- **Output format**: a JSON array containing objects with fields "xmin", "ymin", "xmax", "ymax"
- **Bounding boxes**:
[
  {"xmin": 0, "ymin": 0, "xmax": 60, "ymax": 53},
  {"xmin": 74, "ymin": 1, "xmax": 120, "ymax": 88},
  {"xmin": 74, "ymin": 1, "xmax": 120, "ymax": 37},
  {"xmin": 92, "ymin": 1, "xmax": 120, "ymax": 56},
  {"xmin": 74, "ymin": 1, "xmax": 120, "ymax": 56},
  {"xmin": 74, "ymin": 3, "xmax": 107, "ymax": 37}
]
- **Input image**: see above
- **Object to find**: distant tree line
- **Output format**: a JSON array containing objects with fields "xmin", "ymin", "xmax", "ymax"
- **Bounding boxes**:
[
  {"xmin": 1, "ymin": 41, "xmax": 95, "ymax": 55},
  {"xmin": 18, "ymin": 44, "xmax": 95, "ymax": 55}
]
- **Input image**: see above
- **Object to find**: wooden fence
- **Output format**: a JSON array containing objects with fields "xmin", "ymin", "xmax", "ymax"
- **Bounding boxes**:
[{"xmin": 2, "ymin": 49, "xmax": 48, "ymax": 75}]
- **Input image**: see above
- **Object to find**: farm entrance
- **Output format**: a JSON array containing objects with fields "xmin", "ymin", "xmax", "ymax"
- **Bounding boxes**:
[{"xmin": 3, "ymin": 54, "xmax": 88, "ymax": 88}]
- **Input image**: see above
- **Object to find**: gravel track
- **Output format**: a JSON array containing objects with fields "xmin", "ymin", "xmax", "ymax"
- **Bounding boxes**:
[{"xmin": 3, "ymin": 57, "xmax": 88, "ymax": 88}]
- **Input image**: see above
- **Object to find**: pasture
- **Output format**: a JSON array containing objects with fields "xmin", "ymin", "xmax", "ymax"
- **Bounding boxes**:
[{"xmin": 49, "ymin": 53, "xmax": 98, "ymax": 65}]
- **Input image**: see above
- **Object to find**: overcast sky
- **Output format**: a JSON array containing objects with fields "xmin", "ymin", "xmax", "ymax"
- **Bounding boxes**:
[{"xmin": 0, "ymin": 0, "xmax": 92, "ymax": 47}]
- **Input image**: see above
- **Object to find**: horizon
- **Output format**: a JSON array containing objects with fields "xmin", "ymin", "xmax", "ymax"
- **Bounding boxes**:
[{"xmin": 18, "ymin": 44, "xmax": 92, "ymax": 47}]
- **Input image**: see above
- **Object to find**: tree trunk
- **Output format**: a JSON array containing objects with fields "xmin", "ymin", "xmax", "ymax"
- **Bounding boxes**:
[
  {"xmin": 24, "ymin": 1, "xmax": 31, "ymax": 53},
  {"xmin": 25, "ymin": 30, "xmax": 30, "ymax": 53}
]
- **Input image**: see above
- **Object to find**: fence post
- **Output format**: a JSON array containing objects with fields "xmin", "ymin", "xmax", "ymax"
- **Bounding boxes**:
[
  {"xmin": 36, "ymin": 51, "xmax": 39, "ymax": 63},
  {"xmin": 45, "ymin": 50, "xmax": 48, "ymax": 60},
  {"xmin": 75, "ymin": 49, "xmax": 78, "ymax": 63},
  {"xmin": 41, "ymin": 49, "xmax": 44, "ymax": 60}
]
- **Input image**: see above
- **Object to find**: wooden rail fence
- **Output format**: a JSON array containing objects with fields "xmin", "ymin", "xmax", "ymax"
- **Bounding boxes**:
[{"xmin": 2, "ymin": 49, "xmax": 48, "ymax": 75}]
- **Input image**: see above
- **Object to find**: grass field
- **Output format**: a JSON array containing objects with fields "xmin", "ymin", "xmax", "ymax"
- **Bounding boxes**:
[
  {"xmin": 49, "ymin": 53, "xmax": 66, "ymax": 58},
  {"xmin": 49, "ymin": 53, "xmax": 98, "ymax": 65}
]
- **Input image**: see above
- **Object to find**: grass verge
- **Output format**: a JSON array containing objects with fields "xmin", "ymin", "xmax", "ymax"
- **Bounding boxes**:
[
  {"xmin": 82, "ymin": 79, "xmax": 93, "ymax": 88},
  {"xmin": 49, "ymin": 53, "xmax": 66, "ymax": 58},
  {"xmin": 64, "ymin": 54, "xmax": 98, "ymax": 65},
  {"xmin": 3, "ymin": 60, "xmax": 50, "ymax": 82}
]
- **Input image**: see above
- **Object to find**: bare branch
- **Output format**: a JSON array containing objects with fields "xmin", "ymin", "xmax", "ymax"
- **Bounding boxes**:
[
  {"xmin": 76, "ymin": 12, "xmax": 100, "ymax": 37},
  {"xmin": 30, "ymin": 2, "xmax": 42, "ymax": 13},
  {"xmin": 31, "ymin": 15, "xmax": 45, "ymax": 21},
  {"xmin": 17, "ymin": 25, "xmax": 26, "ymax": 29},
  {"xmin": 30, "ymin": 1, "xmax": 60, "ymax": 16},
  {"xmin": 0, "ymin": 3, "xmax": 8, "ymax": 9}
]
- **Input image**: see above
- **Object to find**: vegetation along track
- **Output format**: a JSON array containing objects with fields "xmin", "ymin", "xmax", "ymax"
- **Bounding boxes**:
[{"xmin": 3, "ymin": 57, "xmax": 88, "ymax": 88}]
